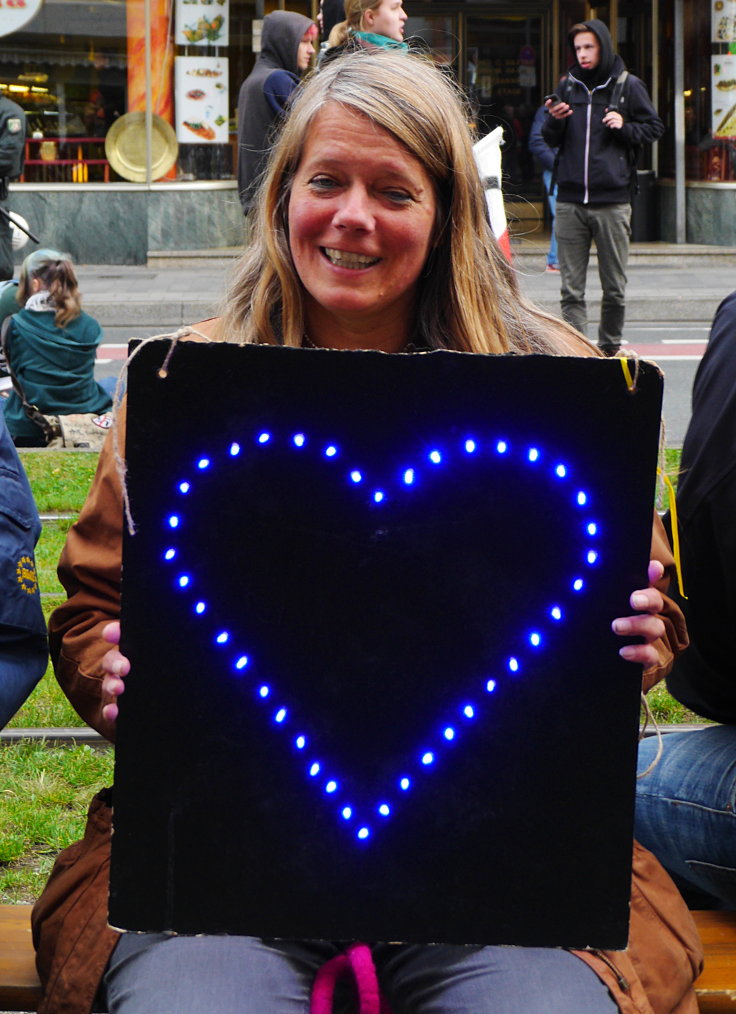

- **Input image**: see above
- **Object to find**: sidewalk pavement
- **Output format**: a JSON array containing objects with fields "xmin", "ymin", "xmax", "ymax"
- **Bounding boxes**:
[{"xmin": 75, "ymin": 242, "xmax": 736, "ymax": 333}]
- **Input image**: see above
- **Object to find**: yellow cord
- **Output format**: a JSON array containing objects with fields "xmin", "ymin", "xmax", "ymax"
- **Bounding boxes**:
[
  {"xmin": 620, "ymin": 357, "xmax": 635, "ymax": 392},
  {"xmin": 657, "ymin": 468, "xmax": 687, "ymax": 599}
]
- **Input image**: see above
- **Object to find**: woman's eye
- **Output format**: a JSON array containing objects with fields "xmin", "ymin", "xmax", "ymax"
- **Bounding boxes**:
[
  {"xmin": 308, "ymin": 176, "xmax": 338, "ymax": 191},
  {"xmin": 384, "ymin": 190, "xmax": 412, "ymax": 204}
]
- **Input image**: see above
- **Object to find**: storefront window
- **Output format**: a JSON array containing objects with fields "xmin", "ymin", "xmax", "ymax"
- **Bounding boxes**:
[
  {"xmin": 659, "ymin": 0, "xmax": 736, "ymax": 182},
  {"xmin": 0, "ymin": 0, "xmax": 305, "ymax": 184}
]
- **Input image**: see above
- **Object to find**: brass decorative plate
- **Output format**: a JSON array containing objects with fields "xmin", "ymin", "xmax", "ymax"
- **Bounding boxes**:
[{"xmin": 105, "ymin": 112, "xmax": 178, "ymax": 182}]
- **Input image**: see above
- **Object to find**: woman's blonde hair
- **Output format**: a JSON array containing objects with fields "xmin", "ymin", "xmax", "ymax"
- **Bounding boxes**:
[
  {"xmin": 327, "ymin": 0, "xmax": 379, "ymax": 48},
  {"xmin": 18, "ymin": 248, "xmax": 82, "ymax": 328},
  {"xmin": 221, "ymin": 50, "xmax": 592, "ymax": 358}
]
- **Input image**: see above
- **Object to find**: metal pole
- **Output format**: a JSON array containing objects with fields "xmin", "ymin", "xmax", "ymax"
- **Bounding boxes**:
[
  {"xmin": 651, "ymin": 0, "xmax": 659, "ymax": 176},
  {"xmin": 145, "ymin": 0, "xmax": 153, "ymax": 187},
  {"xmin": 674, "ymin": 0, "xmax": 686, "ymax": 242}
]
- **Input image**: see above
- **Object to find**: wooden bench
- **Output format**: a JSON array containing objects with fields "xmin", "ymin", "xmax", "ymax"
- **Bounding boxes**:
[{"xmin": 0, "ymin": 904, "xmax": 734, "ymax": 1012}]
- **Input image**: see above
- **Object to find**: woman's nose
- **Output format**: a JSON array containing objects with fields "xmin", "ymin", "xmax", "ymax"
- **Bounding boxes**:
[{"xmin": 332, "ymin": 186, "xmax": 374, "ymax": 230}]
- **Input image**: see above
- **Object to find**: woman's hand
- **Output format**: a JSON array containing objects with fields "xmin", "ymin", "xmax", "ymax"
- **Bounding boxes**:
[
  {"xmin": 612, "ymin": 559, "xmax": 666, "ymax": 667},
  {"xmin": 101, "ymin": 621, "xmax": 130, "ymax": 726}
]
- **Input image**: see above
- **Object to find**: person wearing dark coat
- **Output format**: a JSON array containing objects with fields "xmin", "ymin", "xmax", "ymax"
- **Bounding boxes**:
[
  {"xmin": 542, "ymin": 20, "xmax": 663, "ymax": 355},
  {"xmin": 0, "ymin": 94, "xmax": 25, "ymax": 281},
  {"xmin": 528, "ymin": 104, "xmax": 559, "ymax": 272},
  {"xmin": 636, "ymin": 290, "xmax": 736, "ymax": 910},
  {"xmin": 236, "ymin": 10, "xmax": 317, "ymax": 214}
]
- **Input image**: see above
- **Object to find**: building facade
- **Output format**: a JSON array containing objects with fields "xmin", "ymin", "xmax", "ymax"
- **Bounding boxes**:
[{"xmin": 0, "ymin": 0, "xmax": 730, "ymax": 263}]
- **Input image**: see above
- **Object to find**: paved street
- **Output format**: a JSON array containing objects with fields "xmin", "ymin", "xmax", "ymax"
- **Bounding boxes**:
[{"xmin": 77, "ymin": 246, "xmax": 736, "ymax": 447}]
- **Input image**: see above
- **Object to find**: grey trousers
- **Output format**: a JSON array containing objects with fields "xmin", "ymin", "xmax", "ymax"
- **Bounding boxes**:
[{"xmin": 555, "ymin": 201, "xmax": 631, "ymax": 352}]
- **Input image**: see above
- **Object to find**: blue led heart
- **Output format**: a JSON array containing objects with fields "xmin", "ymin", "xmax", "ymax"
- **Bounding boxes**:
[{"xmin": 161, "ymin": 430, "xmax": 601, "ymax": 844}]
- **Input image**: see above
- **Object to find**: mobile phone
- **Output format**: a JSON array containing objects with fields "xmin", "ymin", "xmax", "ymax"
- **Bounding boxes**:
[{"xmin": 544, "ymin": 93, "xmax": 562, "ymax": 105}]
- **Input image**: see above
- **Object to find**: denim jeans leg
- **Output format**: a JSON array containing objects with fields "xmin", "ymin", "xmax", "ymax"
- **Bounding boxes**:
[
  {"xmin": 590, "ymin": 203, "xmax": 631, "ymax": 350},
  {"xmin": 555, "ymin": 202, "xmax": 591, "ymax": 335},
  {"xmin": 543, "ymin": 170, "xmax": 558, "ymax": 266},
  {"xmin": 636, "ymin": 726, "xmax": 736, "ymax": 908},
  {"xmin": 376, "ymin": 942, "xmax": 618, "ymax": 1013},
  {"xmin": 103, "ymin": 933, "xmax": 343, "ymax": 1014}
]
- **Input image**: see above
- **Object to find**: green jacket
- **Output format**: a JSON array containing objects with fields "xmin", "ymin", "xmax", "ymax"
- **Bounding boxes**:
[{"xmin": 2, "ymin": 308, "xmax": 111, "ymax": 446}]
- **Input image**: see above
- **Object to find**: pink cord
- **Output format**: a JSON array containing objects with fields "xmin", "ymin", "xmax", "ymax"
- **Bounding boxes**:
[{"xmin": 310, "ymin": 943, "xmax": 392, "ymax": 1014}]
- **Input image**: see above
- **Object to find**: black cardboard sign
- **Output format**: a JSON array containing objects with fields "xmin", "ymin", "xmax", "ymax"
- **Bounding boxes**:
[{"xmin": 111, "ymin": 343, "xmax": 663, "ymax": 949}]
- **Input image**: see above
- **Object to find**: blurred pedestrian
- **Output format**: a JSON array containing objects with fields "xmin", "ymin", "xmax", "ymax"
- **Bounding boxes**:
[
  {"xmin": 543, "ymin": 20, "xmax": 663, "ymax": 355},
  {"xmin": 324, "ymin": 0, "xmax": 408, "ymax": 55},
  {"xmin": 528, "ymin": 103, "xmax": 559, "ymax": 273},
  {"xmin": 237, "ymin": 11, "xmax": 317, "ymax": 214},
  {"xmin": 0, "ymin": 93, "xmax": 25, "ymax": 282}
]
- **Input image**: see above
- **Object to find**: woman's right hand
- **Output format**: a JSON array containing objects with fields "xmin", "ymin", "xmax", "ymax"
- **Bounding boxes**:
[{"xmin": 101, "ymin": 621, "xmax": 130, "ymax": 726}]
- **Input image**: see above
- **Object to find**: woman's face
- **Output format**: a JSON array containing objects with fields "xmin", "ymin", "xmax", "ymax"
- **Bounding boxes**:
[
  {"xmin": 287, "ymin": 103, "xmax": 437, "ymax": 344},
  {"xmin": 362, "ymin": 0, "xmax": 407, "ymax": 41}
]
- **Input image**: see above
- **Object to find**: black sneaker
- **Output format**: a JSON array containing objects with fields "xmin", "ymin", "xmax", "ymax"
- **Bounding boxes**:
[{"xmin": 598, "ymin": 344, "xmax": 621, "ymax": 357}]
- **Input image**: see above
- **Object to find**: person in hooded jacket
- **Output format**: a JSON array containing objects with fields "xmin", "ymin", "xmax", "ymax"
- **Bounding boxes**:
[
  {"xmin": 236, "ymin": 10, "xmax": 317, "ymax": 214},
  {"xmin": 1, "ymin": 249, "xmax": 113, "ymax": 447},
  {"xmin": 542, "ymin": 20, "xmax": 663, "ymax": 356},
  {"xmin": 635, "ymin": 289, "xmax": 736, "ymax": 910}
]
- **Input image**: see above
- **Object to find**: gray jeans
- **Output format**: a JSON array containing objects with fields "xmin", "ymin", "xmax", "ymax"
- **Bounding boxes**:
[
  {"xmin": 555, "ymin": 201, "xmax": 631, "ymax": 351},
  {"xmin": 103, "ymin": 933, "xmax": 619, "ymax": 1013}
]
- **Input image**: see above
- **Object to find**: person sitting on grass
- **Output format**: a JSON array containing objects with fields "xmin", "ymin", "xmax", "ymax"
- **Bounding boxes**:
[
  {"xmin": 1, "ymin": 249, "xmax": 114, "ymax": 447},
  {"xmin": 32, "ymin": 50, "xmax": 701, "ymax": 1014}
]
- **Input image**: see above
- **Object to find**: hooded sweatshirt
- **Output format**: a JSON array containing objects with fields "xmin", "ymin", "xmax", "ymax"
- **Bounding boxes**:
[
  {"xmin": 237, "ymin": 10, "xmax": 315, "ymax": 213},
  {"xmin": 541, "ymin": 19, "xmax": 663, "ymax": 204}
]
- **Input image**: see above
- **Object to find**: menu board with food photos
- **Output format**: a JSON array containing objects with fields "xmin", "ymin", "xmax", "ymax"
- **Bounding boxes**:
[
  {"xmin": 713, "ymin": 0, "xmax": 736, "ymax": 44},
  {"xmin": 176, "ymin": 0, "xmax": 229, "ymax": 47},
  {"xmin": 712, "ymin": 53, "xmax": 736, "ymax": 137},
  {"xmin": 175, "ymin": 56, "xmax": 229, "ymax": 144}
]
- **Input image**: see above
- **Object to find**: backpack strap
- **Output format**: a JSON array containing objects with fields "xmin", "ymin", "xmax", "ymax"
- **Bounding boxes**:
[{"xmin": 607, "ymin": 69, "xmax": 629, "ymax": 113}]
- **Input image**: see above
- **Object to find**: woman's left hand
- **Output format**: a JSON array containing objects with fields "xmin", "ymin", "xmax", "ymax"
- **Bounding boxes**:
[{"xmin": 612, "ymin": 559, "xmax": 666, "ymax": 667}]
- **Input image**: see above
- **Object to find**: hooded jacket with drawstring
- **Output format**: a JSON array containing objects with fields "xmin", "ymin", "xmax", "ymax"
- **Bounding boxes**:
[
  {"xmin": 541, "ymin": 19, "xmax": 663, "ymax": 205},
  {"xmin": 237, "ymin": 10, "xmax": 315, "ymax": 213}
]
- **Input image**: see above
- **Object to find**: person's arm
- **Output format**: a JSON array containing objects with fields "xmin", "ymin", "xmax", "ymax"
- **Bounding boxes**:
[
  {"xmin": 48, "ymin": 413, "xmax": 124, "ymax": 742},
  {"xmin": 0, "ymin": 106, "xmax": 25, "ymax": 178},
  {"xmin": 616, "ymin": 79, "xmax": 665, "ymax": 147},
  {"xmin": 528, "ymin": 107, "xmax": 557, "ymax": 172}
]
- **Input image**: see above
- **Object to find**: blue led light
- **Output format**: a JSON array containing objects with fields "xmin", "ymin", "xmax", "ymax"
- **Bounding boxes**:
[
  {"xmin": 373, "ymin": 490, "xmax": 385, "ymax": 503},
  {"xmin": 378, "ymin": 803, "xmax": 390, "ymax": 816},
  {"xmin": 164, "ymin": 548, "xmax": 176, "ymax": 560},
  {"xmin": 399, "ymin": 777, "xmax": 411, "ymax": 791},
  {"xmin": 168, "ymin": 515, "xmax": 180, "ymax": 528},
  {"xmin": 257, "ymin": 431, "xmax": 271, "ymax": 444},
  {"xmin": 326, "ymin": 780, "xmax": 338, "ymax": 793},
  {"xmin": 178, "ymin": 574, "xmax": 190, "ymax": 588},
  {"xmin": 325, "ymin": 445, "xmax": 338, "ymax": 458},
  {"xmin": 178, "ymin": 481, "xmax": 191, "ymax": 494},
  {"xmin": 577, "ymin": 491, "xmax": 588, "ymax": 506},
  {"xmin": 429, "ymin": 450, "xmax": 442, "ymax": 464},
  {"xmin": 587, "ymin": 550, "xmax": 599, "ymax": 565},
  {"xmin": 342, "ymin": 806, "xmax": 353, "ymax": 820},
  {"xmin": 195, "ymin": 601, "xmax": 206, "ymax": 614},
  {"xmin": 275, "ymin": 708, "xmax": 287, "ymax": 723},
  {"xmin": 235, "ymin": 655, "xmax": 249, "ymax": 670},
  {"xmin": 529, "ymin": 632, "xmax": 541, "ymax": 647},
  {"xmin": 464, "ymin": 439, "xmax": 477, "ymax": 454},
  {"xmin": 309, "ymin": 762, "xmax": 321, "ymax": 777},
  {"xmin": 357, "ymin": 827, "xmax": 370, "ymax": 840},
  {"xmin": 295, "ymin": 735, "xmax": 306, "ymax": 749},
  {"xmin": 197, "ymin": 457, "xmax": 210, "ymax": 470},
  {"xmin": 444, "ymin": 727, "xmax": 456, "ymax": 741},
  {"xmin": 403, "ymin": 468, "xmax": 415, "ymax": 485},
  {"xmin": 550, "ymin": 606, "xmax": 563, "ymax": 621},
  {"xmin": 463, "ymin": 705, "xmax": 475, "ymax": 718},
  {"xmin": 555, "ymin": 464, "xmax": 566, "ymax": 478},
  {"xmin": 229, "ymin": 442, "xmax": 241, "ymax": 457},
  {"xmin": 421, "ymin": 751, "xmax": 435, "ymax": 766},
  {"xmin": 293, "ymin": 433, "xmax": 306, "ymax": 448},
  {"xmin": 350, "ymin": 470, "xmax": 362, "ymax": 484},
  {"xmin": 573, "ymin": 578, "xmax": 584, "ymax": 592},
  {"xmin": 587, "ymin": 522, "xmax": 598, "ymax": 536},
  {"xmin": 486, "ymin": 679, "xmax": 496, "ymax": 693},
  {"xmin": 528, "ymin": 447, "xmax": 540, "ymax": 462},
  {"xmin": 258, "ymin": 685, "xmax": 270, "ymax": 698},
  {"xmin": 496, "ymin": 440, "xmax": 508, "ymax": 454},
  {"xmin": 508, "ymin": 656, "xmax": 520, "ymax": 673},
  {"xmin": 216, "ymin": 631, "xmax": 229, "ymax": 644}
]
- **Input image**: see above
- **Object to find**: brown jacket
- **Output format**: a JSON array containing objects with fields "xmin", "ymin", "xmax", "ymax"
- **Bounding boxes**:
[{"xmin": 33, "ymin": 343, "xmax": 702, "ymax": 1014}]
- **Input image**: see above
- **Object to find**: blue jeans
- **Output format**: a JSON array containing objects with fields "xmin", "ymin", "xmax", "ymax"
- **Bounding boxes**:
[
  {"xmin": 542, "ymin": 169, "xmax": 558, "ymax": 267},
  {"xmin": 636, "ymin": 726, "xmax": 736, "ymax": 908},
  {"xmin": 103, "ymin": 934, "xmax": 618, "ymax": 1013}
]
